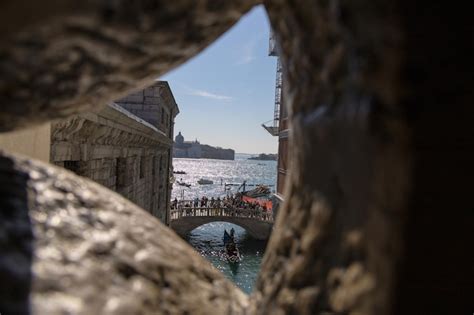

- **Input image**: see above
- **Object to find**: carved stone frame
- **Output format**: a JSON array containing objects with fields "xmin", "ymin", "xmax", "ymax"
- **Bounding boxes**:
[{"xmin": 0, "ymin": 1, "xmax": 472, "ymax": 314}]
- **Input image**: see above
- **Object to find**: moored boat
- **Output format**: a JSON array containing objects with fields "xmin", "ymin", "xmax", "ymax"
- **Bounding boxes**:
[
  {"xmin": 198, "ymin": 178, "xmax": 213, "ymax": 185},
  {"xmin": 177, "ymin": 180, "xmax": 191, "ymax": 187}
]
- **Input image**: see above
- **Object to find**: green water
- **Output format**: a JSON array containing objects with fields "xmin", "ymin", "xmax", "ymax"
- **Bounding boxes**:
[{"xmin": 186, "ymin": 222, "xmax": 267, "ymax": 294}]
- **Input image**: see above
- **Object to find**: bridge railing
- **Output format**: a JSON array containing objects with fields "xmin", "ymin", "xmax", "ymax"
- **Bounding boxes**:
[{"xmin": 170, "ymin": 206, "xmax": 274, "ymax": 222}]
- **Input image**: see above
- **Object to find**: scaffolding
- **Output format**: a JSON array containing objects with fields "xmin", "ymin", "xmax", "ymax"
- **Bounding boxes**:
[
  {"xmin": 268, "ymin": 29, "xmax": 278, "ymax": 56},
  {"xmin": 262, "ymin": 57, "xmax": 282, "ymax": 137},
  {"xmin": 274, "ymin": 58, "xmax": 282, "ymax": 127}
]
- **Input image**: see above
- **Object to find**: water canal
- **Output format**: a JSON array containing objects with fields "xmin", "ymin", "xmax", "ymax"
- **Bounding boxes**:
[{"xmin": 171, "ymin": 154, "xmax": 276, "ymax": 293}]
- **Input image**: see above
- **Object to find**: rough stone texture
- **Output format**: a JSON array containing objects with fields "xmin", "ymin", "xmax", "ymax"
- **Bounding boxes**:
[
  {"xmin": 0, "ymin": 0, "xmax": 259, "ymax": 131},
  {"xmin": 252, "ymin": 1, "xmax": 409, "ymax": 314},
  {"xmin": 252, "ymin": 1, "xmax": 473, "ymax": 315},
  {"xmin": 0, "ymin": 0, "xmax": 473, "ymax": 314},
  {"xmin": 2, "ymin": 153, "xmax": 248, "ymax": 314}
]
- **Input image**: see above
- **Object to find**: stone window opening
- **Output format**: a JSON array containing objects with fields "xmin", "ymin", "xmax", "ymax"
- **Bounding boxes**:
[
  {"xmin": 168, "ymin": 112, "xmax": 173, "ymax": 134},
  {"xmin": 158, "ymin": 155, "xmax": 164, "ymax": 189},
  {"xmin": 116, "ymin": 157, "xmax": 127, "ymax": 189},
  {"xmin": 140, "ymin": 156, "xmax": 146, "ymax": 179}
]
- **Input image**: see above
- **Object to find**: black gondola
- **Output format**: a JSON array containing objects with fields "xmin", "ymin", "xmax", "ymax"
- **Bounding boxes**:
[{"xmin": 223, "ymin": 229, "xmax": 241, "ymax": 263}]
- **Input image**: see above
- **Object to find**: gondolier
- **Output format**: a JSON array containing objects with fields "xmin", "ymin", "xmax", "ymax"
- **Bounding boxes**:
[{"xmin": 223, "ymin": 228, "xmax": 241, "ymax": 263}]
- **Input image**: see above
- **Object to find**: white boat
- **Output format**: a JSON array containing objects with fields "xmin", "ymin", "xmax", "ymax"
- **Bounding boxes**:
[{"xmin": 198, "ymin": 178, "xmax": 213, "ymax": 185}]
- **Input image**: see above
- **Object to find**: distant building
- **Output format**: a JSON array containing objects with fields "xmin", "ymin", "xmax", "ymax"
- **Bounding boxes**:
[
  {"xmin": 262, "ymin": 30, "xmax": 288, "ymax": 218},
  {"xmin": 173, "ymin": 132, "xmax": 234, "ymax": 160},
  {"xmin": 173, "ymin": 132, "xmax": 203, "ymax": 158}
]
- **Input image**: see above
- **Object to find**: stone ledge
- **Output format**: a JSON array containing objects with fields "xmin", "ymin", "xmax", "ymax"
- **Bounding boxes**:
[{"xmin": 52, "ymin": 105, "xmax": 172, "ymax": 152}]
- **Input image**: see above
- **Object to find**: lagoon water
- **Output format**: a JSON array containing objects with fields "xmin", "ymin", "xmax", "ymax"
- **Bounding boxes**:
[{"xmin": 172, "ymin": 154, "xmax": 276, "ymax": 294}]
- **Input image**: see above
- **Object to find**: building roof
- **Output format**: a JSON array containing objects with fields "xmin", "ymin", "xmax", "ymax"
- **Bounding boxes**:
[{"xmin": 155, "ymin": 80, "xmax": 180, "ymax": 115}]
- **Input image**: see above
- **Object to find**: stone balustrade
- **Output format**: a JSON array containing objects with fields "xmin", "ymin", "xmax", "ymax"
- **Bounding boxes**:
[{"xmin": 170, "ymin": 206, "xmax": 274, "ymax": 222}]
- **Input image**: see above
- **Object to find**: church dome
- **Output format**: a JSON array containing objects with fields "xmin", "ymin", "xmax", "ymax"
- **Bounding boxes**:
[{"xmin": 175, "ymin": 131, "xmax": 184, "ymax": 144}]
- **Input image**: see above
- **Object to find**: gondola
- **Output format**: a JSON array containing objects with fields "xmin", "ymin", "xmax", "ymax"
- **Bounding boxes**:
[{"xmin": 223, "ymin": 229, "xmax": 241, "ymax": 263}]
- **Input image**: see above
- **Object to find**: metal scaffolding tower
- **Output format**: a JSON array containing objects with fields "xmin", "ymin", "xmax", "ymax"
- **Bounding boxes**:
[
  {"xmin": 262, "ymin": 57, "xmax": 282, "ymax": 136},
  {"xmin": 262, "ymin": 29, "xmax": 282, "ymax": 137}
]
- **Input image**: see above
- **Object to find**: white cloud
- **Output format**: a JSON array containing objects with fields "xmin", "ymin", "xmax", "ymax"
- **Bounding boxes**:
[
  {"xmin": 187, "ymin": 88, "xmax": 233, "ymax": 101},
  {"xmin": 235, "ymin": 30, "xmax": 267, "ymax": 65},
  {"xmin": 236, "ymin": 41, "xmax": 257, "ymax": 65}
]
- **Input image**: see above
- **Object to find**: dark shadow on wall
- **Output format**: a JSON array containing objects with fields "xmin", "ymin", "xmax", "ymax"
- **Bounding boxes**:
[{"xmin": 0, "ymin": 155, "xmax": 33, "ymax": 314}]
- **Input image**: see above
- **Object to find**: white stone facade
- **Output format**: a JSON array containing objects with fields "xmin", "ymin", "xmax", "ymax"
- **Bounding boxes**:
[{"xmin": 51, "ymin": 83, "xmax": 179, "ymax": 224}]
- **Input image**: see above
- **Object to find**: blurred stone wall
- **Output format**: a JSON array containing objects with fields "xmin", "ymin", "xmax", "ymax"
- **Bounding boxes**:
[{"xmin": 0, "ymin": 123, "xmax": 51, "ymax": 162}]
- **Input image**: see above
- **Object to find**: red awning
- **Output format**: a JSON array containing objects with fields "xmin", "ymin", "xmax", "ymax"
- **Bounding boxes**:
[{"xmin": 242, "ymin": 195, "xmax": 272, "ymax": 210}]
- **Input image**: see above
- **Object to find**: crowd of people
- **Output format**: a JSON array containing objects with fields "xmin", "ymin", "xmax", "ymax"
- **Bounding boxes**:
[{"xmin": 171, "ymin": 194, "xmax": 273, "ymax": 221}]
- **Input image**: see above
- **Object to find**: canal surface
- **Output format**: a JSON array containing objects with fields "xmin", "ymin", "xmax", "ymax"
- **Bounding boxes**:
[{"xmin": 186, "ymin": 222, "xmax": 267, "ymax": 294}]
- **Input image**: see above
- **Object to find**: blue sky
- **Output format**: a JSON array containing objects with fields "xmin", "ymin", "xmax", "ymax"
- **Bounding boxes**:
[{"xmin": 160, "ymin": 5, "xmax": 278, "ymax": 154}]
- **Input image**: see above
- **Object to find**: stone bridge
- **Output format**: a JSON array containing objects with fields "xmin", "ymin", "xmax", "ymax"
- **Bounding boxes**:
[{"xmin": 170, "ymin": 207, "xmax": 274, "ymax": 240}]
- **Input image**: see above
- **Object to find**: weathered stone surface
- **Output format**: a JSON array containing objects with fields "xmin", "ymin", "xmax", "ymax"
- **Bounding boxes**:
[
  {"xmin": 251, "ymin": 1, "xmax": 409, "ymax": 314},
  {"xmin": 115, "ymin": 81, "xmax": 179, "ymax": 139},
  {"xmin": 51, "ymin": 102, "xmax": 175, "ymax": 222},
  {"xmin": 1, "ymin": 152, "xmax": 248, "ymax": 314},
  {"xmin": 0, "ymin": 0, "xmax": 473, "ymax": 314},
  {"xmin": 0, "ymin": 0, "xmax": 259, "ymax": 131}
]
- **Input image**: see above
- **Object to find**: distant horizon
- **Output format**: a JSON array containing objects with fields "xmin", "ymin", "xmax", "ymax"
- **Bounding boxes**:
[
  {"xmin": 235, "ymin": 152, "xmax": 277, "ymax": 155},
  {"xmin": 172, "ymin": 152, "xmax": 277, "ymax": 157},
  {"xmin": 174, "ymin": 130, "xmax": 276, "ymax": 155}
]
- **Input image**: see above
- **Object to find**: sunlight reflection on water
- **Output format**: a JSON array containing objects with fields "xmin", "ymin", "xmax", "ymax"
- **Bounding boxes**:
[{"xmin": 173, "ymin": 155, "xmax": 276, "ymax": 293}]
